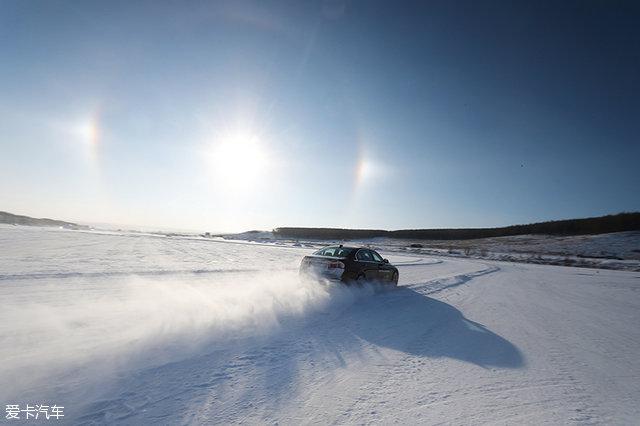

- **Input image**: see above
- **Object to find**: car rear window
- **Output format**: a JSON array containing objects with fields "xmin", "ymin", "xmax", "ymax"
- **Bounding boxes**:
[
  {"xmin": 335, "ymin": 247, "xmax": 354, "ymax": 257},
  {"xmin": 314, "ymin": 247, "xmax": 353, "ymax": 258}
]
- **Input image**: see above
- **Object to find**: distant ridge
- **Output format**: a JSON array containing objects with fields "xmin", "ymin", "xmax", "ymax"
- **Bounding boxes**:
[
  {"xmin": 0, "ymin": 211, "xmax": 87, "ymax": 229},
  {"xmin": 274, "ymin": 212, "xmax": 640, "ymax": 241}
]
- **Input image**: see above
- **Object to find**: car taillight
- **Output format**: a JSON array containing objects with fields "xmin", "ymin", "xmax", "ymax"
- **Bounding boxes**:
[{"xmin": 328, "ymin": 261, "xmax": 345, "ymax": 269}]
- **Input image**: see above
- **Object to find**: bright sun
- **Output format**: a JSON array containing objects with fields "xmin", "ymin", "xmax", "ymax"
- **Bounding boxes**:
[{"xmin": 208, "ymin": 132, "xmax": 269, "ymax": 190}]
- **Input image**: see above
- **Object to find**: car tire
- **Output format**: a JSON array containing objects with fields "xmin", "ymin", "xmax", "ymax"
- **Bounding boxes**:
[
  {"xmin": 355, "ymin": 274, "xmax": 366, "ymax": 287},
  {"xmin": 391, "ymin": 271, "xmax": 398, "ymax": 286}
]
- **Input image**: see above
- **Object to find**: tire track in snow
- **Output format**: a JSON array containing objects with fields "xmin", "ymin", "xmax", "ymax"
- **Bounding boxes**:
[
  {"xmin": 391, "ymin": 258, "xmax": 443, "ymax": 266},
  {"xmin": 406, "ymin": 263, "xmax": 501, "ymax": 295}
]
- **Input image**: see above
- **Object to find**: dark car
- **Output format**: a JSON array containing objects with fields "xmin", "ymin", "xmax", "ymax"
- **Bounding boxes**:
[{"xmin": 299, "ymin": 245, "xmax": 399, "ymax": 285}]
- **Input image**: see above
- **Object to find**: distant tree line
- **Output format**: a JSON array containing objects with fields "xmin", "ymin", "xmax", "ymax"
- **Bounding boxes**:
[{"xmin": 273, "ymin": 212, "xmax": 640, "ymax": 241}]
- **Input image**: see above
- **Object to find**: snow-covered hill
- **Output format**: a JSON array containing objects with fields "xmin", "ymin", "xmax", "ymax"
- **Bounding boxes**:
[{"xmin": 1, "ymin": 225, "xmax": 639, "ymax": 423}]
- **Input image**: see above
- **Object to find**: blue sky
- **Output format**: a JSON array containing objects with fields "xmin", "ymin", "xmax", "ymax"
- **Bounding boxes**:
[{"xmin": 1, "ymin": 0, "xmax": 638, "ymax": 232}]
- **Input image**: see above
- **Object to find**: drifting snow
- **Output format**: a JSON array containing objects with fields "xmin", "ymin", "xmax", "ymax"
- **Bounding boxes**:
[{"xmin": 1, "ymin": 225, "xmax": 639, "ymax": 423}]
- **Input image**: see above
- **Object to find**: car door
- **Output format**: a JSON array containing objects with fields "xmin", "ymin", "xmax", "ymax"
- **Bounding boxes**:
[
  {"xmin": 370, "ymin": 249, "xmax": 392, "ymax": 281},
  {"xmin": 355, "ymin": 249, "xmax": 379, "ymax": 280}
]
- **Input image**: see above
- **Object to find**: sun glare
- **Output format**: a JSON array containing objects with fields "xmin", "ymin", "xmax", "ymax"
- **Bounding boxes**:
[
  {"xmin": 355, "ymin": 157, "xmax": 387, "ymax": 188},
  {"xmin": 208, "ymin": 132, "xmax": 269, "ymax": 190},
  {"xmin": 73, "ymin": 119, "xmax": 99, "ymax": 146},
  {"xmin": 62, "ymin": 115, "xmax": 100, "ymax": 166}
]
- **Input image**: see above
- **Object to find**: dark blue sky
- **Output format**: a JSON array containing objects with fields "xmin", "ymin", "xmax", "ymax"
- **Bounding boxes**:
[{"xmin": 1, "ymin": 0, "xmax": 638, "ymax": 231}]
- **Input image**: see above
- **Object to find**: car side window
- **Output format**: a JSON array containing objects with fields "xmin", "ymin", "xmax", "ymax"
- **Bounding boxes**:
[
  {"xmin": 356, "ymin": 250, "xmax": 373, "ymax": 262},
  {"xmin": 370, "ymin": 250, "xmax": 383, "ymax": 262}
]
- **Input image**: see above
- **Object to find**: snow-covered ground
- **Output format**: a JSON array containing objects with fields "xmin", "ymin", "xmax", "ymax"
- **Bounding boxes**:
[{"xmin": 1, "ymin": 225, "xmax": 640, "ymax": 424}]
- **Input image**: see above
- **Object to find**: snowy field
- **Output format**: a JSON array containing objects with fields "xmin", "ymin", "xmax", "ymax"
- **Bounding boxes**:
[
  {"xmin": 1, "ymin": 225, "xmax": 640, "ymax": 424},
  {"xmin": 223, "ymin": 230, "xmax": 640, "ymax": 271}
]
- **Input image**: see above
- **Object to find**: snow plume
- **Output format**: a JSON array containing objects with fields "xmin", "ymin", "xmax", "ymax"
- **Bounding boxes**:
[{"xmin": 0, "ymin": 271, "xmax": 373, "ymax": 402}]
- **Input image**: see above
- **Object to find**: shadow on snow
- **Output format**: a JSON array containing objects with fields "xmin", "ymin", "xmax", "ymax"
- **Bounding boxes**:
[
  {"xmin": 345, "ymin": 286, "xmax": 524, "ymax": 369},
  {"xmin": 76, "ymin": 284, "xmax": 524, "ymax": 423}
]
